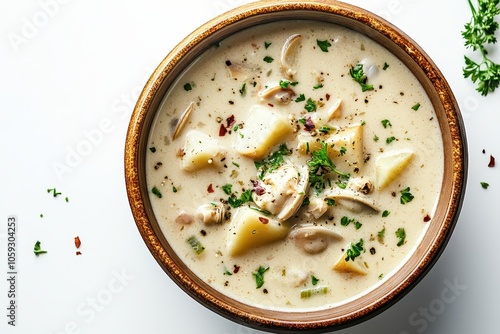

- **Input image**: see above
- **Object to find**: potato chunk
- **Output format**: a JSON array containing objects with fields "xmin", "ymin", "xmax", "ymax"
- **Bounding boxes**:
[
  {"xmin": 235, "ymin": 105, "xmax": 294, "ymax": 160},
  {"xmin": 226, "ymin": 206, "xmax": 289, "ymax": 257},
  {"xmin": 180, "ymin": 130, "xmax": 225, "ymax": 172},
  {"xmin": 298, "ymin": 124, "xmax": 363, "ymax": 173},
  {"xmin": 375, "ymin": 149, "xmax": 414, "ymax": 189},
  {"xmin": 332, "ymin": 250, "xmax": 368, "ymax": 275}
]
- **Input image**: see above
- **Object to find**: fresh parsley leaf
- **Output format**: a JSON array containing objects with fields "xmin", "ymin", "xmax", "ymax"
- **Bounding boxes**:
[
  {"xmin": 386, "ymin": 136, "xmax": 396, "ymax": 144},
  {"xmin": 313, "ymin": 83, "xmax": 324, "ymax": 89},
  {"xmin": 382, "ymin": 210, "xmax": 390, "ymax": 217},
  {"xmin": 34, "ymin": 240, "xmax": 47, "ymax": 256},
  {"xmin": 462, "ymin": 0, "xmax": 500, "ymax": 95},
  {"xmin": 240, "ymin": 83, "xmax": 246, "ymax": 96},
  {"xmin": 227, "ymin": 189, "xmax": 253, "ymax": 208},
  {"xmin": 254, "ymin": 143, "xmax": 292, "ymax": 179},
  {"xmin": 222, "ymin": 184, "xmax": 233, "ymax": 195},
  {"xmin": 345, "ymin": 239, "xmax": 364, "ymax": 262},
  {"xmin": 149, "ymin": 146, "xmax": 156, "ymax": 153},
  {"xmin": 317, "ymin": 39, "xmax": 332, "ymax": 52},
  {"xmin": 396, "ymin": 228, "xmax": 406, "ymax": 246},
  {"xmin": 381, "ymin": 119, "xmax": 392, "ymax": 128},
  {"xmin": 295, "ymin": 94, "xmax": 306, "ymax": 102},
  {"xmin": 311, "ymin": 275, "xmax": 319, "ymax": 285},
  {"xmin": 252, "ymin": 266, "xmax": 269, "ymax": 289},
  {"xmin": 326, "ymin": 198, "xmax": 335, "ymax": 206},
  {"xmin": 307, "ymin": 141, "xmax": 350, "ymax": 193},
  {"xmin": 350, "ymin": 63, "xmax": 374, "ymax": 92},
  {"xmin": 481, "ymin": 181, "xmax": 490, "ymax": 189},
  {"xmin": 263, "ymin": 56, "xmax": 274, "ymax": 63},
  {"xmin": 264, "ymin": 41, "xmax": 272, "ymax": 49},
  {"xmin": 183, "ymin": 82, "xmax": 193, "ymax": 91},
  {"xmin": 373, "ymin": 134, "xmax": 379, "ymax": 142},
  {"xmin": 383, "ymin": 62, "xmax": 390, "ymax": 70},
  {"xmin": 305, "ymin": 98, "xmax": 317, "ymax": 112},
  {"xmin": 339, "ymin": 146, "xmax": 347, "ymax": 156},
  {"xmin": 341, "ymin": 216, "xmax": 362, "ymax": 230},
  {"xmin": 152, "ymin": 186, "xmax": 162, "ymax": 198},
  {"xmin": 400, "ymin": 187, "xmax": 414, "ymax": 204},
  {"xmin": 411, "ymin": 102, "xmax": 421, "ymax": 110},
  {"xmin": 377, "ymin": 228, "xmax": 386, "ymax": 244}
]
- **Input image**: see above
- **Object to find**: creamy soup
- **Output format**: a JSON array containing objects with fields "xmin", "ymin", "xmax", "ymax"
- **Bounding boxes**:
[{"xmin": 146, "ymin": 20, "xmax": 443, "ymax": 311}]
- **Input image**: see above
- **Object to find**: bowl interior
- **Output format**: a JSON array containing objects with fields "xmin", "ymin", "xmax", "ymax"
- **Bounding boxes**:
[{"xmin": 125, "ymin": 1, "xmax": 467, "ymax": 332}]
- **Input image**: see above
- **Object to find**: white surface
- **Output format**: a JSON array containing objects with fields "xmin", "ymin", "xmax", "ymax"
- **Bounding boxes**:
[{"xmin": 0, "ymin": 0, "xmax": 496, "ymax": 333}]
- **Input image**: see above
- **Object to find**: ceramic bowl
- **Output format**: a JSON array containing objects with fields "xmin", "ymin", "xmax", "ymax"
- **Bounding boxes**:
[{"xmin": 124, "ymin": 1, "xmax": 467, "ymax": 332}]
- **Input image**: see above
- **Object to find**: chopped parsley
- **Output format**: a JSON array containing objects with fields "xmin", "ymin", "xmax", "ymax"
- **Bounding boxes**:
[
  {"xmin": 254, "ymin": 143, "xmax": 292, "ymax": 179},
  {"xmin": 349, "ymin": 63, "xmax": 374, "ymax": 92},
  {"xmin": 149, "ymin": 146, "xmax": 156, "ymax": 153},
  {"xmin": 252, "ymin": 266, "xmax": 269, "ymax": 289},
  {"xmin": 382, "ymin": 210, "xmax": 390, "ymax": 217},
  {"xmin": 316, "ymin": 39, "xmax": 332, "ymax": 52},
  {"xmin": 305, "ymin": 98, "xmax": 317, "ymax": 112},
  {"xmin": 264, "ymin": 41, "xmax": 272, "ymax": 49},
  {"xmin": 381, "ymin": 119, "xmax": 392, "ymax": 128},
  {"xmin": 383, "ymin": 62, "xmax": 390, "ymax": 70},
  {"xmin": 373, "ymin": 134, "xmax": 379, "ymax": 142},
  {"xmin": 313, "ymin": 83, "xmax": 324, "ymax": 89},
  {"xmin": 326, "ymin": 198, "xmax": 335, "ymax": 206},
  {"xmin": 228, "ymin": 189, "xmax": 253, "ymax": 208},
  {"xmin": 311, "ymin": 275, "xmax": 320, "ymax": 286},
  {"xmin": 319, "ymin": 125, "xmax": 332, "ymax": 134},
  {"xmin": 183, "ymin": 82, "xmax": 193, "ymax": 91},
  {"xmin": 339, "ymin": 146, "xmax": 347, "ymax": 156},
  {"xmin": 386, "ymin": 136, "xmax": 396, "ymax": 144},
  {"xmin": 151, "ymin": 186, "xmax": 162, "ymax": 198},
  {"xmin": 295, "ymin": 94, "xmax": 306, "ymax": 102},
  {"xmin": 222, "ymin": 184, "xmax": 233, "ymax": 195},
  {"xmin": 307, "ymin": 141, "xmax": 350, "ymax": 194},
  {"xmin": 240, "ymin": 83, "xmax": 246, "ymax": 96},
  {"xmin": 396, "ymin": 228, "xmax": 406, "ymax": 246},
  {"xmin": 345, "ymin": 238, "xmax": 364, "ymax": 262},
  {"xmin": 47, "ymin": 188, "xmax": 62, "ymax": 197},
  {"xmin": 412, "ymin": 103, "xmax": 421, "ymax": 110},
  {"xmin": 263, "ymin": 56, "xmax": 274, "ymax": 63},
  {"xmin": 34, "ymin": 240, "xmax": 47, "ymax": 256},
  {"xmin": 400, "ymin": 187, "xmax": 414, "ymax": 204},
  {"xmin": 481, "ymin": 181, "xmax": 490, "ymax": 189},
  {"xmin": 377, "ymin": 228, "xmax": 386, "ymax": 244},
  {"xmin": 341, "ymin": 216, "xmax": 362, "ymax": 230}
]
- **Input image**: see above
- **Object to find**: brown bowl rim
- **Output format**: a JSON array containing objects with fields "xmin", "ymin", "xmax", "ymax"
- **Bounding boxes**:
[{"xmin": 124, "ymin": 0, "xmax": 467, "ymax": 332}]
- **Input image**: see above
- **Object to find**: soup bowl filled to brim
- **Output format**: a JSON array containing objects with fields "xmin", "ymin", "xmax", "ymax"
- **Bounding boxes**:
[{"xmin": 124, "ymin": 0, "xmax": 467, "ymax": 332}]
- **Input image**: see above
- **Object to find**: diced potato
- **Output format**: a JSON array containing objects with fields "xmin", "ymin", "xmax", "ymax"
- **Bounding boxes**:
[
  {"xmin": 226, "ymin": 206, "xmax": 289, "ymax": 257},
  {"xmin": 180, "ymin": 130, "xmax": 225, "ymax": 172},
  {"xmin": 375, "ymin": 149, "xmax": 414, "ymax": 189},
  {"xmin": 235, "ymin": 105, "xmax": 294, "ymax": 159},
  {"xmin": 297, "ymin": 124, "xmax": 364, "ymax": 172},
  {"xmin": 332, "ymin": 250, "xmax": 368, "ymax": 275}
]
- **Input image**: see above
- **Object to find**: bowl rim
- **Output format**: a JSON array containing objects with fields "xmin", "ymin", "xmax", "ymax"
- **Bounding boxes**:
[{"xmin": 124, "ymin": 0, "xmax": 468, "ymax": 332}]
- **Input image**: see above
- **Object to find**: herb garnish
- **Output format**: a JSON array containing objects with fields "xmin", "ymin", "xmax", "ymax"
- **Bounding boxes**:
[
  {"xmin": 400, "ymin": 187, "xmax": 414, "ymax": 204},
  {"xmin": 263, "ymin": 56, "xmax": 274, "ymax": 63},
  {"xmin": 350, "ymin": 63, "xmax": 374, "ymax": 92},
  {"xmin": 295, "ymin": 94, "xmax": 306, "ymax": 102},
  {"xmin": 252, "ymin": 266, "xmax": 269, "ymax": 289},
  {"xmin": 264, "ymin": 41, "xmax": 272, "ymax": 49},
  {"xmin": 152, "ymin": 186, "xmax": 162, "ymax": 198},
  {"xmin": 377, "ymin": 228, "xmax": 386, "ymax": 244},
  {"xmin": 305, "ymin": 98, "xmax": 317, "ymax": 112},
  {"xmin": 345, "ymin": 238, "xmax": 364, "ymax": 262},
  {"xmin": 34, "ymin": 240, "xmax": 47, "ymax": 256},
  {"xmin": 341, "ymin": 216, "xmax": 362, "ymax": 230},
  {"xmin": 383, "ymin": 62, "xmax": 390, "ymax": 70},
  {"xmin": 382, "ymin": 210, "xmax": 390, "ymax": 217},
  {"xmin": 311, "ymin": 275, "xmax": 319, "ymax": 285},
  {"xmin": 313, "ymin": 83, "xmax": 324, "ymax": 89},
  {"xmin": 240, "ymin": 83, "xmax": 246, "ymax": 96},
  {"xmin": 228, "ymin": 189, "xmax": 253, "ymax": 208},
  {"xmin": 222, "ymin": 184, "xmax": 233, "ymax": 195},
  {"xmin": 149, "ymin": 146, "xmax": 156, "ymax": 153},
  {"xmin": 396, "ymin": 228, "xmax": 406, "ymax": 246},
  {"xmin": 381, "ymin": 119, "xmax": 392, "ymax": 128},
  {"xmin": 386, "ymin": 136, "xmax": 396, "ymax": 144},
  {"xmin": 47, "ymin": 188, "xmax": 62, "ymax": 197},
  {"xmin": 481, "ymin": 181, "xmax": 490, "ymax": 189},
  {"xmin": 307, "ymin": 141, "xmax": 350, "ymax": 193},
  {"xmin": 316, "ymin": 39, "xmax": 332, "ymax": 52},
  {"xmin": 183, "ymin": 82, "xmax": 193, "ymax": 91},
  {"xmin": 462, "ymin": 0, "xmax": 500, "ymax": 96},
  {"xmin": 411, "ymin": 103, "xmax": 421, "ymax": 110},
  {"xmin": 254, "ymin": 143, "xmax": 292, "ymax": 179}
]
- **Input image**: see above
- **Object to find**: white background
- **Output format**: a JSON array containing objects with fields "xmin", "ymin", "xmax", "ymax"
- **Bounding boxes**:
[{"xmin": 0, "ymin": 0, "xmax": 497, "ymax": 333}]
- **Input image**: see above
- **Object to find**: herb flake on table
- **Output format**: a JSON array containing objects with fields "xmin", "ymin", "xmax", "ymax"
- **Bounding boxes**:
[{"xmin": 34, "ymin": 240, "xmax": 47, "ymax": 256}]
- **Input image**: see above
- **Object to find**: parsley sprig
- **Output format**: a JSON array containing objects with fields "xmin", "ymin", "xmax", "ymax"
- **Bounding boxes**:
[
  {"xmin": 462, "ymin": 0, "xmax": 500, "ymax": 95},
  {"xmin": 350, "ymin": 64, "xmax": 374, "ymax": 92},
  {"xmin": 254, "ymin": 143, "xmax": 291, "ymax": 179},
  {"xmin": 307, "ymin": 141, "xmax": 350, "ymax": 193},
  {"xmin": 345, "ymin": 238, "xmax": 364, "ymax": 262}
]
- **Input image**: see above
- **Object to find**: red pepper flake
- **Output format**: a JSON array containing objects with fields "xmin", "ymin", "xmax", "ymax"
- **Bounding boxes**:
[
  {"xmin": 423, "ymin": 214, "xmax": 431, "ymax": 222},
  {"xmin": 74, "ymin": 236, "xmax": 81, "ymax": 249},
  {"xmin": 233, "ymin": 265, "xmax": 240, "ymax": 274},
  {"xmin": 488, "ymin": 155, "xmax": 495, "ymax": 167},
  {"xmin": 304, "ymin": 117, "xmax": 315, "ymax": 131},
  {"xmin": 259, "ymin": 217, "xmax": 269, "ymax": 224},
  {"xmin": 219, "ymin": 123, "xmax": 227, "ymax": 136},
  {"xmin": 226, "ymin": 114, "xmax": 235, "ymax": 128},
  {"xmin": 207, "ymin": 183, "xmax": 214, "ymax": 193},
  {"xmin": 252, "ymin": 180, "xmax": 266, "ymax": 196},
  {"xmin": 268, "ymin": 103, "xmax": 274, "ymax": 107},
  {"xmin": 325, "ymin": 93, "xmax": 331, "ymax": 101}
]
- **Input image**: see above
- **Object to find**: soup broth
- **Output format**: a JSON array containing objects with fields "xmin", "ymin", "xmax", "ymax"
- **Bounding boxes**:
[{"xmin": 146, "ymin": 20, "xmax": 443, "ymax": 311}]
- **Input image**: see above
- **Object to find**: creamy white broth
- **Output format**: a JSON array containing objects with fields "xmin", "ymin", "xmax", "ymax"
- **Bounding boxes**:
[{"xmin": 146, "ymin": 20, "xmax": 443, "ymax": 311}]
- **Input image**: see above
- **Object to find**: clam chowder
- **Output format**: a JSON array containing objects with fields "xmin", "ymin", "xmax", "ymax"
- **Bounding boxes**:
[{"xmin": 146, "ymin": 20, "xmax": 443, "ymax": 311}]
